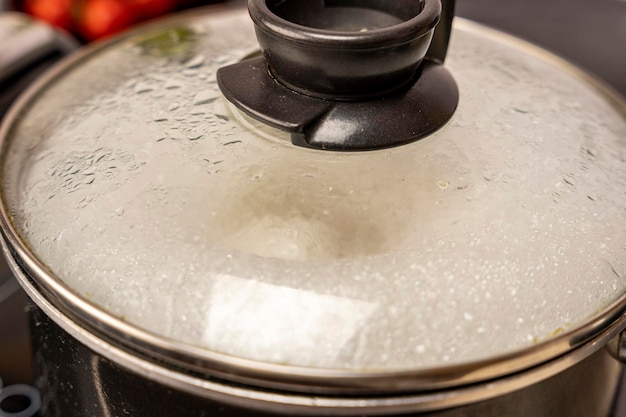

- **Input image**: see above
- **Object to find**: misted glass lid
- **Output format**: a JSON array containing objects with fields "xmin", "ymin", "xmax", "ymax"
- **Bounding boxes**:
[{"xmin": 1, "ymin": 7, "xmax": 626, "ymax": 377}]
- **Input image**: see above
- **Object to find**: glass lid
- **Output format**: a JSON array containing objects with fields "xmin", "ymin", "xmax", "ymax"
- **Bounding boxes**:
[{"xmin": 1, "ymin": 5, "xmax": 626, "ymax": 381}]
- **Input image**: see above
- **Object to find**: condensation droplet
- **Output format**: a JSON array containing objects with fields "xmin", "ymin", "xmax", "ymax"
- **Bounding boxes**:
[
  {"xmin": 153, "ymin": 112, "xmax": 168, "ymax": 122},
  {"xmin": 193, "ymin": 91, "xmax": 218, "ymax": 105},
  {"xmin": 165, "ymin": 81, "xmax": 182, "ymax": 90},
  {"xmin": 187, "ymin": 133, "xmax": 203, "ymax": 141},
  {"xmin": 134, "ymin": 82, "xmax": 154, "ymax": 94},
  {"xmin": 185, "ymin": 55, "xmax": 205, "ymax": 69}
]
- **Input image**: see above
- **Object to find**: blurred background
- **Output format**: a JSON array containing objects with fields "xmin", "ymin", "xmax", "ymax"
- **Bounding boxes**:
[
  {"xmin": 3, "ymin": 0, "xmax": 226, "ymax": 41},
  {"xmin": 1, "ymin": 0, "xmax": 624, "ymax": 93},
  {"xmin": 457, "ymin": 0, "xmax": 626, "ymax": 98}
]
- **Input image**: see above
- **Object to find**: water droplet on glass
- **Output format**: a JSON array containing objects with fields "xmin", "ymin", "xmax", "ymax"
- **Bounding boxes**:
[
  {"xmin": 153, "ymin": 112, "xmax": 168, "ymax": 122},
  {"xmin": 134, "ymin": 82, "xmax": 154, "ymax": 94},
  {"xmin": 77, "ymin": 197, "xmax": 90, "ymax": 209},
  {"xmin": 187, "ymin": 133, "xmax": 203, "ymax": 141},
  {"xmin": 165, "ymin": 80, "xmax": 182, "ymax": 90},
  {"xmin": 185, "ymin": 54, "xmax": 205, "ymax": 69},
  {"xmin": 193, "ymin": 91, "xmax": 218, "ymax": 105},
  {"xmin": 562, "ymin": 176, "xmax": 576, "ymax": 187},
  {"xmin": 94, "ymin": 149, "xmax": 110, "ymax": 163},
  {"xmin": 166, "ymin": 130, "xmax": 185, "ymax": 141}
]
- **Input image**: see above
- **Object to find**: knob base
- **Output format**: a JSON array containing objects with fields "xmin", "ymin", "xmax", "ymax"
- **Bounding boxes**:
[{"xmin": 217, "ymin": 57, "xmax": 458, "ymax": 151}]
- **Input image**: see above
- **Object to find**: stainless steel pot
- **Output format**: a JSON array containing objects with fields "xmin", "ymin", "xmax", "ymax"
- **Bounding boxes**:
[
  {"xmin": 17, "ymin": 299, "xmax": 626, "ymax": 416},
  {"xmin": 1, "ymin": 2, "xmax": 626, "ymax": 416}
]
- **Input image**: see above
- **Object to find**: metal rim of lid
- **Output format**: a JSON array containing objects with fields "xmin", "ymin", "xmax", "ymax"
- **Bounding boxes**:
[
  {"xmin": 5, "ymin": 239, "xmax": 626, "ymax": 414},
  {"xmin": 1, "ymin": 7, "xmax": 626, "ymax": 395}
]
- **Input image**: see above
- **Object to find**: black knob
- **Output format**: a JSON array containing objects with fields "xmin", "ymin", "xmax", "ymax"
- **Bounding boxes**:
[
  {"xmin": 251, "ymin": 0, "xmax": 441, "ymax": 100},
  {"xmin": 217, "ymin": 0, "xmax": 459, "ymax": 151}
]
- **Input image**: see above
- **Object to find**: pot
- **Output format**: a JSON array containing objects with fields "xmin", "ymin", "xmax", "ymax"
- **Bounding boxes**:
[{"xmin": 1, "ymin": 1, "xmax": 626, "ymax": 416}]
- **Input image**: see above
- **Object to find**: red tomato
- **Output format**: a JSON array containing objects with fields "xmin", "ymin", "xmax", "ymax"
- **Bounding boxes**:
[
  {"xmin": 24, "ymin": 0, "xmax": 74, "ymax": 32},
  {"xmin": 128, "ymin": 0, "xmax": 177, "ymax": 20},
  {"xmin": 78, "ymin": 0, "xmax": 139, "ymax": 41}
]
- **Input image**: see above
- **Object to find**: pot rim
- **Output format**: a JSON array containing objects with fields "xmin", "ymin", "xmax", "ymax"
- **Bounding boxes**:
[
  {"xmin": 6, "ymin": 242, "xmax": 626, "ymax": 414},
  {"xmin": 1, "ymin": 7, "xmax": 626, "ymax": 395}
]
